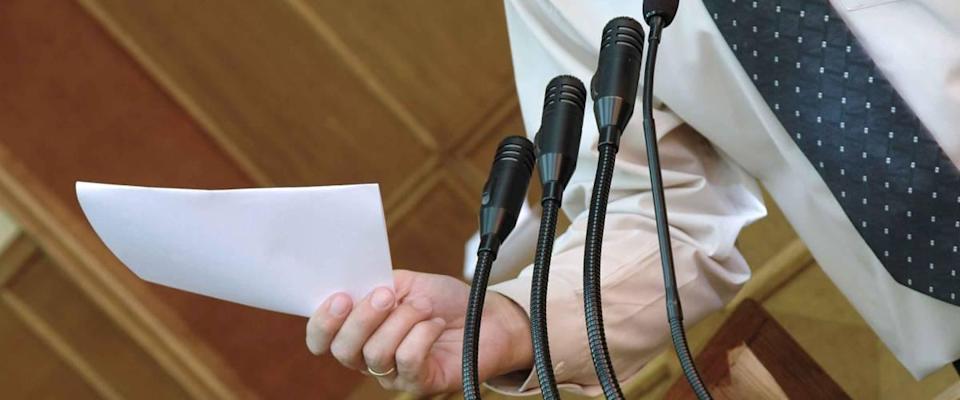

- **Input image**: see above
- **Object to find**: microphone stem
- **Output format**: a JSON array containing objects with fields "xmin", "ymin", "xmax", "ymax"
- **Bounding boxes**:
[
  {"xmin": 641, "ymin": 16, "xmax": 712, "ymax": 400},
  {"xmin": 583, "ymin": 130, "xmax": 626, "ymax": 400},
  {"xmin": 463, "ymin": 245, "xmax": 498, "ymax": 400},
  {"xmin": 530, "ymin": 198, "xmax": 562, "ymax": 399}
]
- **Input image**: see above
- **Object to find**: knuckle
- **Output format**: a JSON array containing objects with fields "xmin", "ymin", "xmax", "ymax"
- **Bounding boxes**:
[
  {"xmin": 305, "ymin": 321, "xmax": 334, "ymax": 355},
  {"xmin": 394, "ymin": 348, "xmax": 417, "ymax": 372},
  {"xmin": 307, "ymin": 318, "xmax": 336, "ymax": 342},
  {"xmin": 329, "ymin": 341, "xmax": 356, "ymax": 366},
  {"xmin": 362, "ymin": 345, "xmax": 389, "ymax": 369}
]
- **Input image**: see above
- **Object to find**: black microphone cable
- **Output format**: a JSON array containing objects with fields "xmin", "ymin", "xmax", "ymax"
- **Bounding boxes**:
[
  {"xmin": 463, "ymin": 136, "xmax": 536, "ymax": 400},
  {"xmin": 529, "ymin": 75, "xmax": 587, "ymax": 399},
  {"xmin": 641, "ymin": 2, "xmax": 711, "ymax": 399},
  {"xmin": 583, "ymin": 17, "xmax": 645, "ymax": 400}
]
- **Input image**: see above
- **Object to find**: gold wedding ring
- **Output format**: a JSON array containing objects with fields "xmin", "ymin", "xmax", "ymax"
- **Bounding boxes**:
[{"xmin": 367, "ymin": 365, "xmax": 396, "ymax": 377}]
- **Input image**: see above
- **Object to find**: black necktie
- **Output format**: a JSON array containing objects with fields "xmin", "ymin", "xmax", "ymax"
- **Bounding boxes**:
[{"xmin": 702, "ymin": 0, "xmax": 960, "ymax": 306}]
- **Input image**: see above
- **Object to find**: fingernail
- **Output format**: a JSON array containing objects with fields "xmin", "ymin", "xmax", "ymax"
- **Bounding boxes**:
[
  {"xmin": 329, "ymin": 295, "xmax": 351, "ymax": 317},
  {"xmin": 371, "ymin": 287, "xmax": 395, "ymax": 311}
]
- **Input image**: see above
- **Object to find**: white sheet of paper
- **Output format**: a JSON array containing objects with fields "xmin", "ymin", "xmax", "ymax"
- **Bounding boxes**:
[{"xmin": 76, "ymin": 181, "xmax": 394, "ymax": 317}]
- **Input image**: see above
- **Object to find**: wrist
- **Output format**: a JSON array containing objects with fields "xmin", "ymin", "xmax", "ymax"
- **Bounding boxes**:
[{"xmin": 488, "ymin": 291, "xmax": 533, "ymax": 374}]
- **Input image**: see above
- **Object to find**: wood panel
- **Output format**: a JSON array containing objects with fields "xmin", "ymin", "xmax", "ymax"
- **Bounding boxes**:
[
  {"xmin": 0, "ymin": 145, "xmax": 252, "ymax": 400},
  {"xmin": 1, "ymin": 0, "xmax": 529, "ymax": 396},
  {"xmin": 389, "ymin": 173, "xmax": 479, "ymax": 277},
  {"xmin": 0, "ymin": 0, "xmax": 256, "ymax": 396},
  {"xmin": 6, "ymin": 252, "xmax": 192, "ymax": 399},
  {"xmin": 0, "ymin": 0, "xmax": 360, "ymax": 398},
  {"xmin": 80, "ymin": 0, "xmax": 433, "ymax": 196},
  {"xmin": 0, "ymin": 235, "xmax": 122, "ymax": 400},
  {"xmin": 0, "ymin": 302, "xmax": 101, "ymax": 400},
  {"xmin": 462, "ymin": 99, "xmax": 527, "ymax": 195},
  {"xmin": 664, "ymin": 300, "xmax": 848, "ymax": 399},
  {"xmin": 76, "ymin": 1, "xmax": 528, "ymax": 270},
  {"xmin": 736, "ymin": 191, "xmax": 798, "ymax": 269},
  {"xmin": 299, "ymin": 0, "xmax": 517, "ymax": 149}
]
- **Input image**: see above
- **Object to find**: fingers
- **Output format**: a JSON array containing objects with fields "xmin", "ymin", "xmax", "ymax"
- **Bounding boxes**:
[
  {"xmin": 391, "ymin": 269, "xmax": 417, "ymax": 298},
  {"xmin": 329, "ymin": 287, "xmax": 396, "ymax": 369},
  {"xmin": 362, "ymin": 298, "xmax": 433, "ymax": 377},
  {"xmin": 394, "ymin": 317, "xmax": 446, "ymax": 385},
  {"xmin": 306, "ymin": 293, "xmax": 353, "ymax": 355}
]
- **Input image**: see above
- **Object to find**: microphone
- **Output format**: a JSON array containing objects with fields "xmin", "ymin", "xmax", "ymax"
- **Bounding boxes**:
[
  {"xmin": 591, "ymin": 16, "xmax": 645, "ymax": 147},
  {"xmin": 643, "ymin": 0, "xmax": 679, "ymax": 27},
  {"xmin": 529, "ymin": 75, "xmax": 587, "ymax": 399},
  {"xmin": 639, "ymin": 2, "xmax": 712, "ymax": 398},
  {"xmin": 583, "ymin": 16, "xmax": 644, "ymax": 400},
  {"xmin": 477, "ymin": 137, "xmax": 535, "ymax": 252},
  {"xmin": 536, "ymin": 75, "xmax": 586, "ymax": 201},
  {"xmin": 463, "ymin": 136, "xmax": 535, "ymax": 400}
]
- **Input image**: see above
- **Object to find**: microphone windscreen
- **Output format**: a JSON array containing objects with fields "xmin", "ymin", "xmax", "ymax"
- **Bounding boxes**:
[
  {"xmin": 541, "ymin": 75, "xmax": 586, "ymax": 142},
  {"xmin": 592, "ymin": 17, "xmax": 644, "ymax": 131},
  {"xmin": 643, "ymin": 0, "xmax": 679, "ymax": 27},
  {"xmin": 537, "ymin": 75, "xmax": 586, "ymax": 192},
  {"xmin": 479, "ymin": 136, "xmax": 535, "ymax": 243}
]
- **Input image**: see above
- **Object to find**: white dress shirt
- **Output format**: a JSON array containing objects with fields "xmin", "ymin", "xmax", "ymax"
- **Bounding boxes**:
[{"xmin": 476, "ymin": 0, "xmax": 960, "ymax": 395}]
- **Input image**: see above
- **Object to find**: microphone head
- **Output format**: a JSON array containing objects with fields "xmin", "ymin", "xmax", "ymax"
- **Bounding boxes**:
[
  {"xmin": 479, "ymin": 136, "xmax": 535, "ymax": 246},
  {"xmin": 535, "ymin": 75, "xmax": 586, "ymax": 200},
  {"xmin": 643, "ymin": 0, "xmax": 679, "ymax": 27},
  {"xmin": 591, "ymin": 17, "xmax": 644, "ymax": 133}
]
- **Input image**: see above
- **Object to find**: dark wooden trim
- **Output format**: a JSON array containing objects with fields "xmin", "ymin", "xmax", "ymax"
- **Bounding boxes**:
[{"xmin": 666, "ymin": 299, "xmax": 849, "ymax": 399}]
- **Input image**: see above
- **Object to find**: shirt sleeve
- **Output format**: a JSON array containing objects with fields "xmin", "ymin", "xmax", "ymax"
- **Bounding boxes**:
[
  {"xmin": 486, "ymin": 120, "xmax": 765, "ymax": 397},
  {"xmin": 486, "ymin": 1, "xmax": 768, "ymax": 396}
]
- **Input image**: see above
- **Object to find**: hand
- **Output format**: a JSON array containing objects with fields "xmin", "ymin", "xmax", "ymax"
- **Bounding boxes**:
[{"xmin": 306, "ymin": 269, "xmax": 533, "ymax": 395}]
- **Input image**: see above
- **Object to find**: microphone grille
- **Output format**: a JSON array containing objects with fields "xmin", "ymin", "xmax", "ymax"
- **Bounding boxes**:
[
  {"xmin": 494, "ymin": 136, "xmax": 535, "ymax": 172},
  {"xmin": 543, "ymin": 75, "xmax": 587, "ymax": 114},
  {"xmin": 600, "ymin": 17, "xmax": 644, "ymax": 54}
]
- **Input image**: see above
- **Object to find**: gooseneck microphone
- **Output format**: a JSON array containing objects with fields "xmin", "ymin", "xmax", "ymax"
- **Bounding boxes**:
[
  {"xmin": 640, "ymin": 2, "xmax": 711, "ymax": 399},
  {"xmin": 591, "ymin": 18, "xmax": 644, "ymax": 147},
  {"xmin": 583, "ymin": 16, "xmax": 645, "ymax": 400},
  {"xmin": 463, "ymin": 136, "xmax": 536, "ymax": 400},
  {"xmin": 529, "ymin": 75, "xmax": 587, "ymax": 400}
]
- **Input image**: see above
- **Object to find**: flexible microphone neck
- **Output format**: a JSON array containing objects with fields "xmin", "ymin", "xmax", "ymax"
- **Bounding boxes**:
[
  {"xmin": 640, "ymin": 9, "xmax": 713, "ymax": 400},
  {"xmin": 463, "ymin": 136, "xmax": 535, "ymax": 400},
  {"xmin": 583, "ymin": 16, "xmax": 645, "ymax": 400},
  {"xmin": 529, "ymin": 75, "xmax": 586, "ymax": 400}
]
